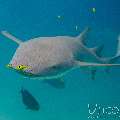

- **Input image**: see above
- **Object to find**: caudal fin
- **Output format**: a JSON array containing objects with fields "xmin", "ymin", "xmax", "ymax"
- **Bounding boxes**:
[
  {"xmin": 106, "ymin": 35, "xmax": 120, "ymax": 63},
  {"xmin": 1, "ymin": 31, "xmax": 23, "ymax": 45},
  {"xmin": 116, "ymin": 35, "xmax": 120, "ymax": 56}
]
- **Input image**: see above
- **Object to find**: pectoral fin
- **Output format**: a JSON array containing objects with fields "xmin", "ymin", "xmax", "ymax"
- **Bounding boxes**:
[{"xmin": 1, "ymin": 31, "xmax": 22, "ymax": 44}]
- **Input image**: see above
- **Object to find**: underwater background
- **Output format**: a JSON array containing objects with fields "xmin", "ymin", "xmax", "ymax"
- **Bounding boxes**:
[{"xmin": 0, "ymin": 0, "xmax": 120, "ymax": 120}]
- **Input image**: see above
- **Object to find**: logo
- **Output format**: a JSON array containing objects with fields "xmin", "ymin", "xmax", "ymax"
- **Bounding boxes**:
[{"xmin": 88, "ymin": 104, "xmax": 120, "ymax": 119}]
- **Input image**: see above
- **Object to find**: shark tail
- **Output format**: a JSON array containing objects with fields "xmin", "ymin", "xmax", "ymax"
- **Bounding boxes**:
[
  {"xmin": 1, "ymin": 31, "xmax": 23, "ymax": 45},
  {"xmin": 103, "ymin": 35, "xmax": 120, "ymax": 64}
]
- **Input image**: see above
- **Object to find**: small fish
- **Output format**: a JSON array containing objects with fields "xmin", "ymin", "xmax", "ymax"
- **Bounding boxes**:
[
  {"xmin": 21, "ymin": 88, "xmax": 40, "ymax": 111},
  {"xmin": 92, "ymin": 7, "xmax": 96, "ymax": 13},
  {"xmin": 75, "ymin": 25, "xmax": 78, "ymax": 31},
  {"xmin": 57, "ymin": 15, "xmax": 62, "ymax": 19},
  {"xmin": 6, "ymin": 64, "xmax": 31, "ymax": 71}
]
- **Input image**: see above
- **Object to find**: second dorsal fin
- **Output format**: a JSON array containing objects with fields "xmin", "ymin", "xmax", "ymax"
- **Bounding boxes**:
[{"xmin": 90, "ymin": 45, "xmax": 104, "ymax": 57}]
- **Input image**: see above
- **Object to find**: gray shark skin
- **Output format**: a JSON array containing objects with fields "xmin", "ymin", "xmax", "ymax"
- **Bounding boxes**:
[{"xmin": 1, "ymin": 28, "xmax": 120, "ymax": 83}]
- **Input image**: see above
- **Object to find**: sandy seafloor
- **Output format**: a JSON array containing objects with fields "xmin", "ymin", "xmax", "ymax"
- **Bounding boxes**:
[{"xmin": 0, "ymin": 0, "xmax": 120, "ymax": 120}]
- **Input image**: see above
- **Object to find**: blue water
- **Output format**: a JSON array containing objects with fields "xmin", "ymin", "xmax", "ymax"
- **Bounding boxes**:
[{"xmin": 0, "ymin": 0, "xmax": 120, "ymax": 120}]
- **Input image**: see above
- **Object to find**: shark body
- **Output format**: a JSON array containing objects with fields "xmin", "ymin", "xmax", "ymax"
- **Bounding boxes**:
[{"xmin": 1, "ymin": 28, "xmax": 120, "ymax": 87}]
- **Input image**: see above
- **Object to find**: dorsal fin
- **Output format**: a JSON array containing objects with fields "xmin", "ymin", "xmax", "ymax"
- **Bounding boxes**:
[
  {"xmin": 76, "ymin": 27, "xmax": 90, "ymax": 44},
  {"xmin": 90, "ymin": 45, "xmax": 104, "ymax": 57}
]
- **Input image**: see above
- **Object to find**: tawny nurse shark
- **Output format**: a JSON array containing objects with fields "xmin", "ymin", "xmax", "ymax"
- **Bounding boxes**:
[{"xmin": 1, "ymin": 28, "xmax": 120, "ymax": 83}]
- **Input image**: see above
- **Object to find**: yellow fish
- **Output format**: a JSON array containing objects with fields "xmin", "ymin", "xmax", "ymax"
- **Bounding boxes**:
[
  {"xmin": 7, "ymin": 64, "xmax": 31, "ymax": 71},
  {"xmin": 15, "ymin": 65, "xmax": 31, "ymax": 70}
]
